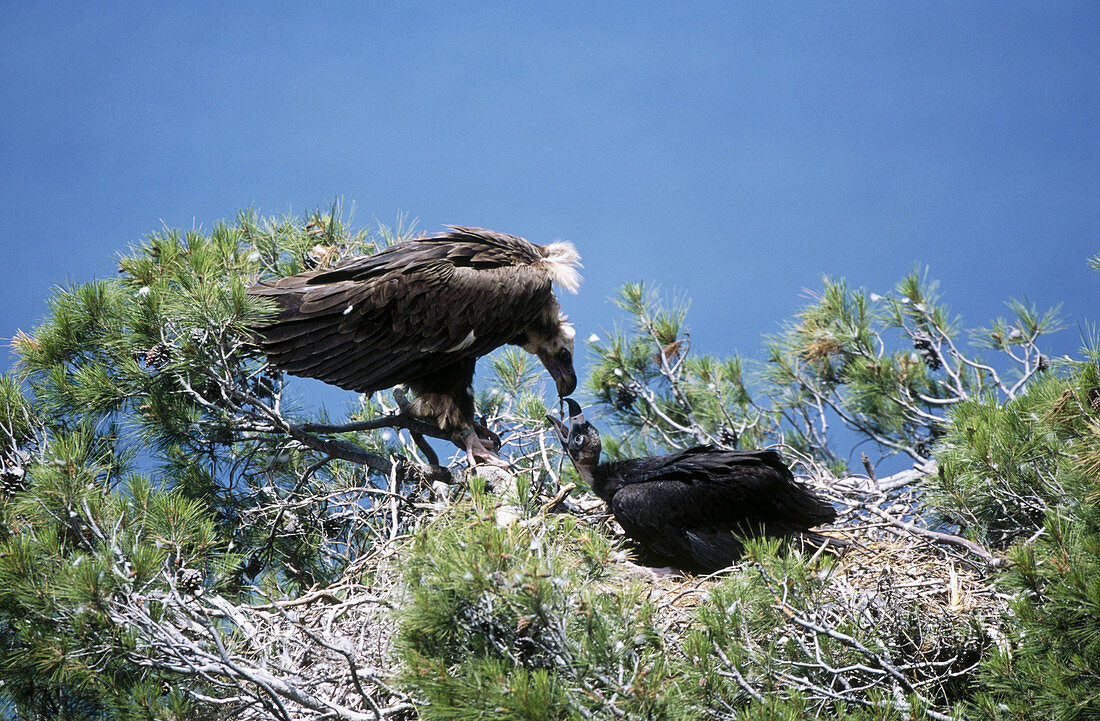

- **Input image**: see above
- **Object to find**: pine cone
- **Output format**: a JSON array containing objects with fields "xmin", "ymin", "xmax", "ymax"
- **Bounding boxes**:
[
  {"xmin": 1, "ymin": 466, "xmax": 26, "ymax": 496},
  {"xmin": 1, "ymin": 448, "xmax": 32, "ymax": 496},
  {"xmin": 144, "ymin": 344, "xmax": 171, "ymax": 367},
  {"xmin": 614, "ymin": 382, "xmax": 637, "ymax": 411},
  {"xmin": 1089, "ymin": 387, "xmax": 1100, "ymax": 413},
  {"xmin": 177, "ymin": 568, "xmax": 203, "ymax": 594},
  {"xmin": 912, "ymin": 333, "xmax": 941, "ymax": 370},
  {"xmin": 718, "ymin": 427, "xmax": 739, "ymax": 447}
]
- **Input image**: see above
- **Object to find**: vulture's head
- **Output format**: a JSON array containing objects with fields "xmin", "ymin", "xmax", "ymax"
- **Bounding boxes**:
[
  {"xmin": 548, "ymin": 398, "xmax": 602, "ymax": 471},
  {"xmin": 522, "ymin": 317, "xmax": 577, "ymax": 398}
]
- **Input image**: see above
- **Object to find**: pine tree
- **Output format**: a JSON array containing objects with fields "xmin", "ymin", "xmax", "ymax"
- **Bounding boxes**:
[
  {"xmin": 1, "ymin": 202, "xmax": 1091, "ymax": 721},
  {"xmin": 0, "ymin": 204, "xmax": 441, "ymax": 718},
  {"xmin": 948, "ymin": 350, "xmax": 1100, "ymax": 719},
  {"xmin": 585, "ymin": 270, "xmax": 1058, "ymax": 475}
]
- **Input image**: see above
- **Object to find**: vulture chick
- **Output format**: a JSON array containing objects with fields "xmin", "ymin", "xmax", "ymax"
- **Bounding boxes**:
[
  {"xmin": 249, "ymin": 226, "xmax": 581, "ymax": 463},
  {"xmin": 549, "ymin": 400, "xmax": 837, "ymax": 573}
]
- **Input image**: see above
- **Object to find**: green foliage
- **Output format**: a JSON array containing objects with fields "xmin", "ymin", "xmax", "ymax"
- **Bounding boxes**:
[
  {"xmin": 0, "ymin": 426, "xmax": 226, "ymax": 720},
  {"xmin": 674, "ymin": 539, "xmax": 979, "ymax": 720},
  {"xmin": 7, "ymin": 204, "xmax": 400, "ymax": 590},
  {"xmin": 762, "ymin": 269, "xmax": 1057, "ymax": 471},
  {"xmin": 398, "ymin": 504, "xmax": 982, "ymax": 720},
  {"xmin": 586, "ymin": 281, "xmax": 768, "ymax": 460},
  {"xmin": 969, "ymin": 508, "xmax": 1100, "ymax": 720},
  {"xmin": 0, "ymin": 203, "xmax": 422, "ymax": 717},
  {"xmin": 588, "ymin": 268, "xmax": 1060, "ymax": 476},
  {"xmin": 1, "ymin": 197, "xmax": 1094, "ymax": 721},
  {"xmin": 930, "ymin": 376, "xmax": 1081, "ymax": 548},
  {"xmin": 397, "ymin": 488, "xmax": 673, "ymax": 721},
  {"xmin": 936, "ymin": 350, "xmax": 1100, "ymax": 718}
]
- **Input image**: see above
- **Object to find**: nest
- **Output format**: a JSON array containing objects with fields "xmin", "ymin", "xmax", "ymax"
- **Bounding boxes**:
[
  {"xmin": 828, "ymin": 528, "xmax": 1003, "ymax": 619},
  {"xmin": 149, "ymin": 466, "xmax": 1010, "ymax": 719},
  {"xmin": 614, "ymin": 469, "xmax": 1012, "ymax": 713},
  {"xmin": 637, "ymin": 469, "xmax": 1008, "ymax": 625}
]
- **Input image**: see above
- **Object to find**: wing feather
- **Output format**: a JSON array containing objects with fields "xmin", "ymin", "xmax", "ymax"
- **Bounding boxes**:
[
  {"xmin": 603, "ymin": 448, "xmax": 836, "ymax": 570},
  {"xmin": 249, "ymin": 229, "xmax": 560, "ymax": 398}
]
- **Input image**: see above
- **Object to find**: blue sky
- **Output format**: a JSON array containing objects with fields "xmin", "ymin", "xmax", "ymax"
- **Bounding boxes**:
[{"xmin": 2, "ymin": 3, "xmax": 1097, "ymax": 413}]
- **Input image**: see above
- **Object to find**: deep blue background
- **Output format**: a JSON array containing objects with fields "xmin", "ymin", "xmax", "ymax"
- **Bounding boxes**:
[{"xmin": 2, "ymin": 2, "xmax": 1096, "ymax": 464}]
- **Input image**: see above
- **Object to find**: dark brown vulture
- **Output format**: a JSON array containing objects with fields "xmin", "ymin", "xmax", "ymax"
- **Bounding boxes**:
[
  {"xmin": 249, "ymin": 226, "xmax": 581, "ymax": 463},
  {"xmin": 549, "ymin": 400, "xmax": 838, "ymax": 573}
]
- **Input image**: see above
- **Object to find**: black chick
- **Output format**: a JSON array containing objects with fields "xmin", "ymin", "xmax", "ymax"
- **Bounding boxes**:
[{"xmin": 549, "ymin": 400, "xmax": 838, "ymax": 573}]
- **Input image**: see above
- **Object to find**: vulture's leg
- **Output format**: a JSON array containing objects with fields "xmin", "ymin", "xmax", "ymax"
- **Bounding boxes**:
[
  {"xmin": 403, "ymin": 361, "xmax": 513, "ymax": 468},
  {"xmin": 394, "ymin": 387, "xmax": 507, "ymax": 467},
  {"xmin": 388, "ymin": 389, "xmax": 443, "ymax": 464}
]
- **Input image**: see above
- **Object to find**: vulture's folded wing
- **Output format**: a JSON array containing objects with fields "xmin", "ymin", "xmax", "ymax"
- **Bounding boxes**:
[{"xmin": 250, "ymin": 242, "xmax": 554, "ymax": 394}]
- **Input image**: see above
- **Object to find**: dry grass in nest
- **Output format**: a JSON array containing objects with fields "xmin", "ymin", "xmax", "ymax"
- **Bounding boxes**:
[
  {"xmin": 831, "ymin": 530, "xmax": 998, "ymax": 618},
  {"xmin": 642, "ymin": 516, "xmax": 1006, "ymax": 623}
]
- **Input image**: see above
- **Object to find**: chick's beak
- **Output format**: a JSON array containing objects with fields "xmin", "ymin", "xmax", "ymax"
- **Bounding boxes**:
[
  {"xmin": 563, "ymin": 398, "xmax": 585, "ymax": 424},
  {"xmin": 546, "ymin": 413, "xmax": 569, "ymax": 443}
]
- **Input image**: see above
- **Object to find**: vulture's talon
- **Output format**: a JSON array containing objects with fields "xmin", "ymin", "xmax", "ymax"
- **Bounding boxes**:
[
  {"xmin": 460, "ymin": 430, "xmax": 511, "ymax": 469},
  {"xmin": 471, "ymin": 420, "xmax": 502, "ymax": 452}
]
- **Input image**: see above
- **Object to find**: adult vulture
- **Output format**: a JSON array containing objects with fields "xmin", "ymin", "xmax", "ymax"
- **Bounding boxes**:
[
  {"xmin": 249, "ymin": 226, "xmax": 581, "ymax": 462},
  {"xmin": 549, "ymin": 400, "xmax": 838, "ymax": 573}
]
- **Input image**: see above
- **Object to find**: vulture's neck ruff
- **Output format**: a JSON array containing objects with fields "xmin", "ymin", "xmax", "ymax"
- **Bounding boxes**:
[{"xmin": 534, "ymin": 241, "xmax": 583, "ymax": 294}]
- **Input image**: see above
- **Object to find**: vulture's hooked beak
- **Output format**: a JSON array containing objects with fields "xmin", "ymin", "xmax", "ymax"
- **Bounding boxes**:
[{"xmin": 538, "ymin": 348, "xmax": 577, "ymax": 398}]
